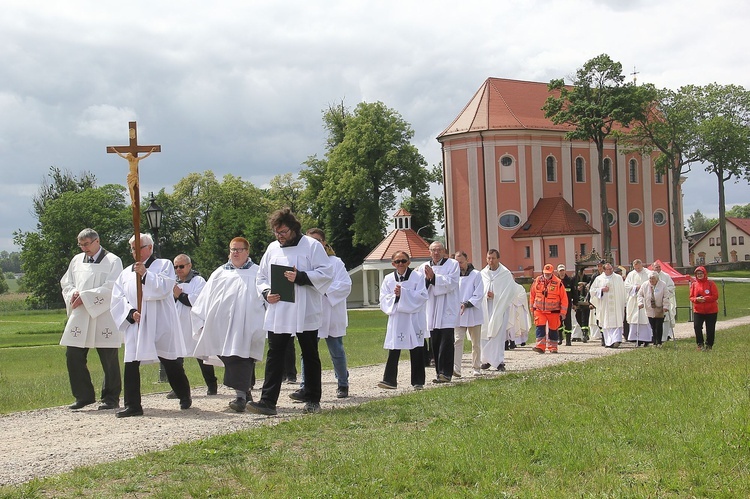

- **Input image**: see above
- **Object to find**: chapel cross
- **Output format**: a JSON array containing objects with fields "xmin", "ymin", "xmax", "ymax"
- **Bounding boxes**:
[{"xmin": 106, "ymin": 121, "xmax": 161, "ymax": 312}]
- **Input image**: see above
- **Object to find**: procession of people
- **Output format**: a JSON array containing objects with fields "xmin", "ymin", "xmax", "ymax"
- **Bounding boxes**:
[{"xmin": 60, "ymin": 219, "xmax": 711, "ymax": 418}]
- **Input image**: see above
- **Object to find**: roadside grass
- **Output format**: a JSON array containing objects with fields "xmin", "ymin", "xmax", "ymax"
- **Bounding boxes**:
[{"xmin": 4, "ymin": 325, "xmax": 748, "ymax": 497}]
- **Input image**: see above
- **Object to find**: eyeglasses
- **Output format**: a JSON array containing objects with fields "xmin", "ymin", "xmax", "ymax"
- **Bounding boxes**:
[
  {"xmin": 174, "ymin": 264, "xmax": 189, "ymax": 269},
  {"xmin": 130, "ymin": 244, "xmax": 150, "ymax": 252},
  {"xmin": 77, "ymin": 239, "xmax": 98, "ymax": 248},
  {"xmin": 229, "ymin": 247, "xmax": 248, "ymax": 253},
  {"xmin": 392, "ymin": 259, "xmax": 408, "ymax": 264},
  {"xmin": 274, "ymin": 228, "xmax": 291, "ymax": 237}
]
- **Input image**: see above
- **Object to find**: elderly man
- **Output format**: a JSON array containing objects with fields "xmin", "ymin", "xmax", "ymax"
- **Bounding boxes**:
[
  {"xmin": 192, "ymin": 237, "xmax": 267, "ymax": 412},
  {"xmin": 652, "ymin": 261, "xmax": 677, "ymax": 342},
  {"xmin": 589, "ymin": 263, "xmax": 627, "ymax": 348},
  {"xmin": 60, "ymin": 228, "xmax": 123, "ymax": 411},
  {"xmin": 111, "ymin": 233, "xmax": 191, "ymax": 418},
  {"xmin": 479, "ymin": 249, "xmax": 518, "ymax": 371},
  {"xmin": 249, "ymin": 208, "xmax": 333, "ymax": 416},
  {"xmin": 417, "ymin": 241, "xmax": 460, "ymax": 384},
  {"xmin": 453, "ymin": 251, "xmax": 484, "ymax": 377},
  {"xmin": 171, "ymin": 254, "xmax": 216, "ymax": 396},
  {"xmin": 625, "ymin": 259, "xmax": 651, "ymax": 346},
  {"xmin": 637, "ymin": 270, "xmax": 671, "ymax": 348}
]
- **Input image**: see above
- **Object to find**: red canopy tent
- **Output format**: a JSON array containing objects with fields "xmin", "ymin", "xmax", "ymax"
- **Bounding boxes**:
[{"xmin": 647, "ymin": 259, "xmax": 691, "ymax": 285}]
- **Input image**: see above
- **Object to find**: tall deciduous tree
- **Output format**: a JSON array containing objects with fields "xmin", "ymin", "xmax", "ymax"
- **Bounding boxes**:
[
  {"xmin": 301, "ymin": 100, "xmax": 433, "ymax": 268},
  {"xmin": 687, "ymin": 210, "xmax": 718, "ymax": 233},
  {"xmin": 693, "ymin": 83, "xmax": 750, "ymax": 262},
  {"xmin": 726, "ymin": 203, "xmax": 750, "ymax": 218},
  {"xmin": 31, "ymin": 167, "xmax": 96, "ymax": 221},
  {"xmin": 625, "ymin": 85, "xmax": 705, "ymax": 266},
  {"xmin": 544, "ymin": 54, "xmax": 649, "ymax": 260},
  {"xmin": 15, "ymin": 184, "xmax": 131, "ymax": 308}
]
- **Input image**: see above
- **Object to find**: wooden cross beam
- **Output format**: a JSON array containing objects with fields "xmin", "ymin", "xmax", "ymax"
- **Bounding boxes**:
[{"xmin": 106, "ymin": 121, "xmax": 161, "ymax": 312}]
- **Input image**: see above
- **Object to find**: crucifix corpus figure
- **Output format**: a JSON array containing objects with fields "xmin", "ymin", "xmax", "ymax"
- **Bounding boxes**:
[{"xmin": 106, "ymin": 121, "xmax": 161, "ymax": 311}]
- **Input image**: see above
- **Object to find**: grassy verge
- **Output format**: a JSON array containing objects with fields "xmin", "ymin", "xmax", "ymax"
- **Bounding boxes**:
[{"xmin": 3, "ymin": 325, "xmax": 748, "ymax": 497}]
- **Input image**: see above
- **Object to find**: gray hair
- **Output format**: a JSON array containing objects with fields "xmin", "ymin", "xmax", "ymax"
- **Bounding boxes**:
[
  {"xmin": 77, "ymin": 228, "xmax": 99, "ymax": 241},
  {"xmin": 128, "ymin": 233, "xmax": 154, "ymax": 246},
  {"xmin": 648, "ymin": 270, "xmax": 659, "ymax": 279},
  {"xmin": 174, "ymin": 254, "xmax": 192, "ymax": 264}
]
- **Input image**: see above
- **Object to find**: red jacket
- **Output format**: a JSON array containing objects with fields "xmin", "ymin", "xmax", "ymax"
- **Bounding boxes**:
[{"xmin": 689, "ymin": 266, "xmax": 719, "ymax": 315}]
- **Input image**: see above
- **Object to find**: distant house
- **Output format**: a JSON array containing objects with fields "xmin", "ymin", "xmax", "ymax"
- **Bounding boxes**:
[
  {"xmin": 689, "ymin": 218, "xmax": 750, "ymax": 264},
  {"xmin": 347, "ymin": 209, "xmax": 430, "ymax": 307},
  {"xmin": 436, "ymin": 77, "xmax": 687, "ymax": 274}
]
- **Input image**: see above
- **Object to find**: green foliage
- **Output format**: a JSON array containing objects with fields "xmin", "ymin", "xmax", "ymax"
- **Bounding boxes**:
[
  {"xmin": 726, "ymin": 202, "xmax": 750, "ymax": 218},
  {"xmin": 0, "ymin": 251, "xmax": 21, "ymax": 273},
  {"xmin": 687, "ymin": 209, "xmax": 718, "ymax": 233},
  {"xmin": 302, "ymin": 100, "xmax": 434, "ymax": 268},
  {"xmin": 31, "ymin": 166, "xmax": 96, "ymax": 220},
  {"xmin": 14, "ymin": 184, "xmax": 132, "ymax": 309},
  {"xmin": 0, "ymin": 272, "xmax": 7, "ymax": 295},
  {"xmin": 544, "ymin": 54, "xmax": 651, "ymax": 258}
]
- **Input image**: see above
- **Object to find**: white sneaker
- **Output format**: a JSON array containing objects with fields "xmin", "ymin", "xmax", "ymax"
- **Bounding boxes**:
[{"xmin": 472, "ymin": 370, "xmax": 482, "ymax": 377}]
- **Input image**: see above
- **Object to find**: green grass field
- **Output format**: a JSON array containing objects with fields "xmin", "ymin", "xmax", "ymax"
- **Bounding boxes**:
[{"xmin": 2, "ymin": 325, "xmax": 748, "ymax": 497}]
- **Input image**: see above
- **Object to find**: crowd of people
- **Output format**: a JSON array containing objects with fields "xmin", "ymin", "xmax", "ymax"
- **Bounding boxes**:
[{"xmin": 59, "ymin": 220, "xmax": 719, "ymax": 417}]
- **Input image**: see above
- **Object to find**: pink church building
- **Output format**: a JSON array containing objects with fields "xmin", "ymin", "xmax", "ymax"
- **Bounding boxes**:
[{"xmin": 437, "ymin": 77, "xmax": 687, "ymax": 275}]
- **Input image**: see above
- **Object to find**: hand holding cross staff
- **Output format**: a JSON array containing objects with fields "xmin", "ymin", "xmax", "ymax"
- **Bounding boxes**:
[{"xmin": 107, "ymin": 122, "xmax": 161, "ymax": 312}]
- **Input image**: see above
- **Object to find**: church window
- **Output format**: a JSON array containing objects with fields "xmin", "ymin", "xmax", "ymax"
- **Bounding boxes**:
[
  {"xmin": 653, "ymin": 209, "xmax": 667, "ymax": 226},
  {"xmin": 628, "ymin": 209, "xmax": 643, "ymax": 226},
  {"xmin": 607, "ymin": 209, "xmax": 617, "ymax": 226},
  {"xmin": 546, "ymin": 156, "xmax": 557, "ymax": 182},
  {"xmin": 603, "ymin": 158, "xmax": 612, "ymax": 183},
  {"xmin": 580, "ymin": 243, "xmax": 587, "ymax": 256},
  {"xmin": 525, "ymin": 246, "xmax": 530, "ymax": 258},
  {"xmin": 577, "ymin": 210, "xmax": 590, "ymax": 224},
  {"xmin": 575, "ymin": 157, "xmax": 585, "ymax": 182},
  {"xmin": 498, "ymin": 211, "xmax": 521, "ymax": 229},
  {"xmin": 499, "ymin": 156, "xmax": 516, "ymax": 182},
  {"xmin": 549, "ymin": 245, "xmax": 559, "ymax": 258},
  {"xmin": 655, "ymin": 170, "xmax": 664, "ymax": 184},
  {"xmin": 629, "ymin": 159, "xmax": 638, "ymax": 183}
]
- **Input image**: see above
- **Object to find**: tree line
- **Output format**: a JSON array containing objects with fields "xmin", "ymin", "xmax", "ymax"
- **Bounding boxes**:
[{"xmin": 14, "ymin": 101, "xmax": 441, "ymax": 309}]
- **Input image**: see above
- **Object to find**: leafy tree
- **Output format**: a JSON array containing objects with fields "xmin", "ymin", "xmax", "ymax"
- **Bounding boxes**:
[
  {"xmin": 726, "ymin": 203, "xmax": 750, "ymax": 218},
  {"xmin": 687, "ymin": 209, "xmax": 718, "ymax": 233},
  {"xmin": 0, "ymin": 271, "xmax": 8, "ymax": 294},
  {"xmin": 625, "ymin": 85, "xmax": 705, "ymax": 266},
  {"xmin": 544, "ymin": 54, "xmax": 650, "ymax": 259},
  {"xmin": 267, "ymin": 173, "xmax": 315, "ymax": 230},
  {"xmin": 693, "ymin": 83, "xmax": 750, "ymax": 262},
  {"xmin": 0, "ymin": 251, "xmax": 21, "ymax": 273},
  {"xmin": 14, "ymin": 184, "xmax": 131, "ymax": 308},
  {"xmin": 32, "ymin": 167, "xmax": 96, "ymax": 220}
]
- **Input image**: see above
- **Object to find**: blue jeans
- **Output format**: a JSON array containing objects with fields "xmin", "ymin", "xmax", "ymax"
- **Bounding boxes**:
[{"xmin": 300, "ymin": 336, "xmax": 349, "ymax": 389}]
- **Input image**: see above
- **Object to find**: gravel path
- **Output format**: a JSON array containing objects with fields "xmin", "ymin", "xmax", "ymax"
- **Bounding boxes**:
[{"xmin": 2, "ymin": 317, "xmax": 747, "ymax": 486}]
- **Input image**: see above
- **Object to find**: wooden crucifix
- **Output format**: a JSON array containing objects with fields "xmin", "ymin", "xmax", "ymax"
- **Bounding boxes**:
[{"xmin": 106, "ymin": 121, "xmax": 161, "ymax": 312}]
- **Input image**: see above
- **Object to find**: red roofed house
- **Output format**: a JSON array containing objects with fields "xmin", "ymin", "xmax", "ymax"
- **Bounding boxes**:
[
  {"xmin": 689, "ymin": 217, "xmax": 750, "ymax": 265},
  {"xmin": 437, "ymin": 78, "xmax": 687, "ymax": 275},
  {"xmin": 347, "ymin": 209, "xmax": 431, "ymax": 306}
]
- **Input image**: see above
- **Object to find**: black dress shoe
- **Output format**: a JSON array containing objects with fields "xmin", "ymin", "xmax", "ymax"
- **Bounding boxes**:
[
  {"xmin": 207, "ymin": 384, "xmax": 218, "ymax": 396},
  {"xmin": 68, "ymin": 400, "xmax": 95, "ymax": 410},
  {"xmin": 98, "ymin": 402, "xmax": 120, "ymax": 410},
  {"xmin": 115, "ymin": 406, "xmax": 144, "ymax": 418},
  {"xmin": 180, "ymin": 398, "xmax": 193, "ymax": 410}
]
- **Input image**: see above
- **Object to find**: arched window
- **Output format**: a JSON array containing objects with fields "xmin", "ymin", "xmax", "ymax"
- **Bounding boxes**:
[
  {"xmin": 499, "ymin": 155, "xmax": 516, "ymax": 182},
  {"xmin": 498, "ymin": 211, "xmax": 521, "ymax": 230},
  {"xmin": 575, "ymin": 157, "xmax": 585, "ymax": 182},
  {"xmin": 629, "ymin": 158, "xmax": 638, "ymax": 183},
  {"xmin": 607, "ymin": 209, "xmax": 617, "ymax": 226},
  {"xmin": 577, "ymin": 210, "xmax": 590, "ymax": 224},
  {"xmin": 546, "ymin": 156, "xmax": 557, "ymax": 182},
  {"xmin": 603, "ymin": 158, "xmax": 612, "ymax": 183}
]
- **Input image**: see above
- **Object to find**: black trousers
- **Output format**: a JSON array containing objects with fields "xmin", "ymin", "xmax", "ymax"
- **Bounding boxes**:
[
  {"xmin": 431, "ymin": 328, "xmax": 455, "ymax": 379},
  {"xmin": 283, "ymin": 337, "xmax": 297, "ymax": 379},
  {"xmin": 694, "ymin": 312, "xmax": 718, "ymax": 347},
  {"xmin": 167, "ymin": 357, "xmax": 218, "ymax": 388},
  {"xmin": 383, "ymin": 347, "xmax": 426, "ymax": 387},
  {"xmin": 66, "ymin": 346, "xmax": 121, "ymax": 405},
  {"xmin": 124, "ymin": 358, "xmax": 191, "ymax": 410},
  {"xmin": 260, "ymin": 331, "xmax": 321, "ymax": 406}
]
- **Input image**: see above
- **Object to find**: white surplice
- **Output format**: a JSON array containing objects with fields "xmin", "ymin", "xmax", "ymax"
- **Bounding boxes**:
[
  {"xmin": 174, "ymin": 273, "xmax": 206, "ymax": 356},
  {"xmin": 60, "ymin": 250, "xmax": 123, "ymax": 348},
  {"xmin": 417, "ymin": 258, "xmax": 460, "ymax": 331},
  {"xmin": 380, "ymin": 269, "xmax": 428, "ymax": 350},
  {"xmin": 111, "ymin": 258, "xmax": 187, "ymax": 363},
  {"xmin": 589, "ymin": 272, "xmax": 626, "ymax": 346},
  {"xmin": 624, "ymin": 268, "xmax": 651, "ymax": 342},
  {"xmin": 480, "ymin": 263, "xmax": 518, "ymax": 366},
  {"xmin": 191, "ymin": 264, "xmax": 267, "ymax": 365},
  {"xmin": 319, "ymin": 255, "xmax": 351, "ymax": 339}
]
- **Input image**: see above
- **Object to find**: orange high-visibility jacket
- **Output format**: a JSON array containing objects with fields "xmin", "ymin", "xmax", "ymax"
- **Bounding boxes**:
[{"xmin": 530, "ymin": 275, "xmax": 569, "ymax": 315}]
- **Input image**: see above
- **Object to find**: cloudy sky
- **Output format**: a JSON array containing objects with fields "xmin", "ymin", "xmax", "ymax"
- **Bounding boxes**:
[{"xmin": 1, "ymin": 0, "xmax": 748, "ymax": 253}]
